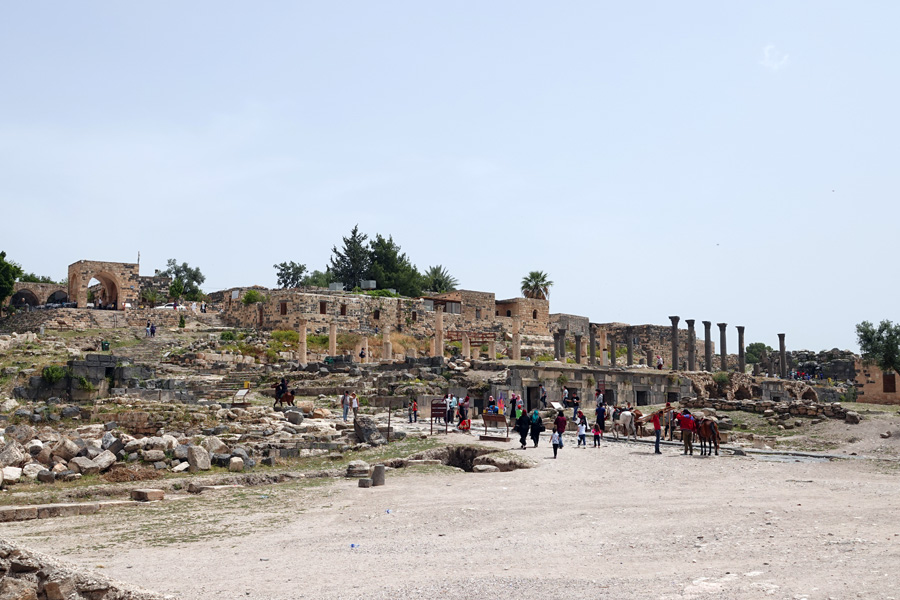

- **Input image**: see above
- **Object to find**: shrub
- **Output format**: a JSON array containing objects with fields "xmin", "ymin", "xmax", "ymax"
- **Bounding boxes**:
[
  {"xmin": 556, "ymin": 374, "xmax": 568, "ymax": 387},
  {"xmin": 42, "ymin": 365, "xmax": 68, "ymax": 385},
  {"xmin": 535, "ymin": 354, "xmax": 555, "ymax": 362},
  {"xmin": 712, "ymin": 372, "xmax": 730, "ymax": 386},
  {"xmin": 307, "ymin": 334, "xmax": 329, "ymax": 350},
  {"xmin": 178, "ymin": 314, "xmax": 186, "ymax": 328},
  {"xmin": 242, "ymin": 289, "xmax": 266, "ymax": 305},
  {"xmin": 272, "ymin": 330, "xmax": 299, "ymax": 344},
  {"xmin": 76, "ymin": 375, "xmax": 95, "ymax": 391},
  {"xmin": 220, "ymin": 331, "xmax": 237, "ymax": 342}
]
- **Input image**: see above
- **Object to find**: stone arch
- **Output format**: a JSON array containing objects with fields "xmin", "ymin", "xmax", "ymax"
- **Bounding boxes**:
[
  {"xmin": 46, "ymin": 290, "xmax": 68, "ymax": 304},
  {"xmin": 10, "ymin": 289, "xmax": 40, "ymax": 307},
  {"xmin": 801, "ymin": 388, "xmax": 818, "ymax": 401}
]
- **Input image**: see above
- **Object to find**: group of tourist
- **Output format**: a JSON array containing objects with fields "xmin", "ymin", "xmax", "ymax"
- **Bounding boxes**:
[
  {"xmin": 144, "ymin": 320, "xmax": 157, "ymax": 337},
  {"xmin": 509, "ymin": 400, "xmax": 704, "ymax": 458},
  {"xmin": 436, "ymin": 393, "xmax": 470, "ymax": 427},
  {"xmin": 339, "ymin": 390, "xmax": 360, "ymax": 422}
]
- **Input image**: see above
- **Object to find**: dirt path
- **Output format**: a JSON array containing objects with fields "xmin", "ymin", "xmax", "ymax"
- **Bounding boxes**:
[{"xmin": 3, "ymin": 436, "xmax": 899, "ymax": 600}]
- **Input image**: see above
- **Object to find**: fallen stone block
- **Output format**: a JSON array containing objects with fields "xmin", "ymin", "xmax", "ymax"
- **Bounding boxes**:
[
  {"xmin": 358, "ymin": 478, "xmax": 372, "ymax": 488},
  {"xmin": 131, "ymin": 489, "xmax": 165, "ymax": 502},
  {"xmin": 228, "ymin": 457, "xmax": 244, "ymax": 472}
]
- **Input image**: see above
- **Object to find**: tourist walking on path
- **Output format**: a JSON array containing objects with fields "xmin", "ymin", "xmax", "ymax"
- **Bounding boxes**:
[
  {"xmin": 576, "ymin": 414, "xmax": 587, "ymax": 448},
  {"xmin": 595, "ymin": 402, "xmax": 606, "ymax": 439},
  {"xmin": 145, "ymin": 320, "xmax": 151, "ymax": 337},
  {"xmin": 459, "ymin": 395, "xmax": 469, "ymax": 424},
  {"xmin": 529, "ymin": 409, "xmax": 543, "ymax": 448},
  {"xmin": 570, "ymin": 393, "xmax": 580, "ymax": 419},
  {"xmin": 408, "ymin": 399, "xmax": 418, "ymax": 423},
  {"xmin": 592, "ymin": 422, "xmax": 602, "ymax": 447},
  {"xmin": 516, "ymin": 409, "xmax": 531, "ymax": 449},
  {"xmin": 663, "ymin": 403, "xmax": 678, "ymax": 441},
  {"xmin": 539, "ymin": 384, "xmax": 547, "ymax": 408},
  {"xmin": 649, "ymin": 409, "xmax": 663, "ymax": 454},
  {"xmin": 676, "ymin": 409, "xmax": 695, "ymax": 455},
  {"xmin": 551, "ymin": 430, "xmax": 562, "ymax": 458},
  {"xmin": 351, "ymin": 393, "xmax": 359, "ymax": 420},
  {"xmin": 554, "ymin": 410, "xmax": 567, "ymax": 449},
  {"xmin": 657, "ymin": 355, "xmax": 664, "ymax": 370},
  {"xmin": 341, "ymin": 391, "xmax": 350, "ymax": 422},
  {"xmin": 150, "ymin": 323, "xmax": 156, "ymax": 337}
]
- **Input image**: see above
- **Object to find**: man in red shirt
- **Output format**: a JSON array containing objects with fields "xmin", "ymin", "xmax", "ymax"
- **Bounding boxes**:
[
  {"xmin": 675, "ymin": 409, "xmax": 695, "ymax": 455},
  {"xmin": 649, "ymin": 409, "xmax": 663, "ymax": 454}
]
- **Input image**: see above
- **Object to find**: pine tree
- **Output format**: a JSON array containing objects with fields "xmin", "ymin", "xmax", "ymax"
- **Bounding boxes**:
[{"xmin": 329, "ymin": 225, "xmax": 371, "ymax": 289}]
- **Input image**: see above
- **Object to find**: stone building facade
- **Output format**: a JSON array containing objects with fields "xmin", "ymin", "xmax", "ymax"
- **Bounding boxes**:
[
  {"xmin": 214, "ymin": 287, "xmax": 551, "ymax": 346},
  {"xmin": 855, "ymin": 361, "xmax": 899, "ymax": 405},
  {"xmin": 601, "ymin": 323, "xmax": 706, "ymax": 370}
]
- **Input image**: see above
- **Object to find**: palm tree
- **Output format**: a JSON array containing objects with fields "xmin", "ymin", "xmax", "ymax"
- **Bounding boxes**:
[
  {"xmin": 423, "ymin": 265, "xmax": 459, "ymax": 294},
  {"xmin": 521, "ymin": 271, "xmax": 553, "ymax": 299}
]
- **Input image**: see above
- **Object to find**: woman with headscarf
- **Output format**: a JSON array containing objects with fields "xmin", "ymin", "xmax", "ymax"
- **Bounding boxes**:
[
  {"xmin": 516, "ymin": 408, "xmax": 531, "ymax": 449},
  {"xmin": 529, "ymin": 409, "xmax": 543, "ymax": 448}
]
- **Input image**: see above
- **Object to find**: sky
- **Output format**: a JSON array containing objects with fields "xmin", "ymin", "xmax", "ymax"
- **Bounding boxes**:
[{"xmin": 1, "ymin": 1, "xmax": 897, "ymax": 353}]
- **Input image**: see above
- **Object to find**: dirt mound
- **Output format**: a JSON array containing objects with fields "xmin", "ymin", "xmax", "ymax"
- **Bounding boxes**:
[{"xmin": 102, "ymin": 465, "xmax": 164, "ymax": 483}]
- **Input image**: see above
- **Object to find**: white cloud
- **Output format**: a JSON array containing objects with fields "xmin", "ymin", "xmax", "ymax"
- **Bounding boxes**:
[{"xmin": 760, "ymin": 44, "xmax": 789, "ymax": 71}]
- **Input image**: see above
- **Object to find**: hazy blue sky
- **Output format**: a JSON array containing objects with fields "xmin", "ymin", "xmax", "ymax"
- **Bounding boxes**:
[{"xmin": 2, "ymin": 2, "xmax": 897, "ymax": 352}]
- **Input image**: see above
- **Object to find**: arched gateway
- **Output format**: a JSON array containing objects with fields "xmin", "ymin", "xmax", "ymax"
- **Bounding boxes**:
[{"xmin": 68, "ymin": 260, "xmax": 140, "ymax": 310}]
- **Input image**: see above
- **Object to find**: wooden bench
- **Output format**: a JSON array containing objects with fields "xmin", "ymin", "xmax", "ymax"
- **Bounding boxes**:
[
  {"xmin": 479, "ymin": 414, "xmax": 510, "ymax": 442},
  {"xmin": 231, "ymin": 388, "xmax": 250, "ymax": 409}
]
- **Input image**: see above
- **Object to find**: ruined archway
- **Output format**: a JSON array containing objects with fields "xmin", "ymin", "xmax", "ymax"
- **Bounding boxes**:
[{"xmin": 68, "ymin": 260, "xmax": 140, "ymax": 310}]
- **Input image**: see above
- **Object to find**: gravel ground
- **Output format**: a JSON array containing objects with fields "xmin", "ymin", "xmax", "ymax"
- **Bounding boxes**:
[{"xmin": 2, "ymin": 434, "xmax": 900, "ymax": 600}]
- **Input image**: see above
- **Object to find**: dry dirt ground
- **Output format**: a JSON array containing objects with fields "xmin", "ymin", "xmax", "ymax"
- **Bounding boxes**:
[{"xmin": 3, "ymin": 432, "xmax": 900, "ymax": 600}]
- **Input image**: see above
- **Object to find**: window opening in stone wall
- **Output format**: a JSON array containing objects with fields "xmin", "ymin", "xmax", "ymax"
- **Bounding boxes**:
[
  {"xmin": 885, "ymin": 373, "xmax": 897, "ymax": 394},
  {"xmin": 532, "ymin": 309, "xmax": 538, "ymax": 319},
  {"xmin": 374, "ymin": 309, "xmax": 380, "ymax": 320},
  {"xmin": 280, "ymin": 302, "xmax": 287, "ymax": 316},
  {"xmin": 475, "ymin": 309, "xmax": 481, "ymax": 319},
  {"xmin": 495, "ymin": 310, "xmax": 499, "ymax": 316},
  {"xmin": 506, "ymin": 310, "xmax": 512, "ymax": 317},
  {"xmin": 340, "ymin": 304, "xmax": 347, "ymax": 316},
  {"xmin": 424, "ymin": 299, "xmax": 434, "ymax": 312},
  {"xmin": 319, "ymin": 301, "xmax": 327, "ymax": 314},
  {"xmin": 411, "ymin": 311, "xmax": 417, "ymax": 322}
]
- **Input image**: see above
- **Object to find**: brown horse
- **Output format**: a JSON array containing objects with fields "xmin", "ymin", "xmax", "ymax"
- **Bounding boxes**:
[
  {"xmin": 696, "ymin": 418, "xmax": 719, "ymax": 456},
  {"xmin": 275, "ymin": 389, "xmax": 295, "ymax": 408}
]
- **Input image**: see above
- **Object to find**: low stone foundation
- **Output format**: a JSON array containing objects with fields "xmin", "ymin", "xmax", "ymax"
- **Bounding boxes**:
[{"xmin": 0, "ymin": 538, "xmax": 171, "ymax": 599}]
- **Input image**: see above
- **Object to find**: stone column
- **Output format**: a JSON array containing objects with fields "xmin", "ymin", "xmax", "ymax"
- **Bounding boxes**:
[
  {"xmin": 434, "ymin": 306, "xmax": 444, "ymax": 358},
  {"xmin": 511, "ymin": 318, "xmax": 522, "ymax": 361},
  {"xmin": 429, "ymin": 338, "xmax": 435, "ymax": 357},
  {"xmin": 686, "ymin": 319, "xmax": 696, "ymax": 371},
  {"xmin": 552, "ymin": 332, "xmax": 560, "ymax": 360},
  {"xmin": 461, "ymin": 333, "xmax": 471, "ymax": 360},
  {"xmin": 588, "ymin": 328, "xmax": 597, "ymax": 366},
  {"xmin": 646, "ymin": 348, "xmax": 654, "ymax": 367},
  {"xmin": 626, "ymin": 326, "xmax": 634, "ymax": 366},
  {"xmin": 609, "ymin": 336, "xmax": 617, "ymax": 367},
  {"xmin": 703, "ymin": 321, "xmax": 712, "ymax": 372},
  {"xmin": 298, "ymin": 318, "xmax": 308, "ymax": 364},
  {"xmin": 717, "ymin": 323, "xmax": 727, "ymax": 371},
  {"xmin": 669, "ymin": 316, "xmax": 680, "ymax": 371},
  {"xmin": 488, "ymin": 340, "xmax": 496, "ymax": 360},
  {"xmin": 737, "ymin": 326, "xmax": 745, "ymax": 373},
  {"xmin": 328, "ymin": 321, "xmax": 337, "ymax": 356},
  {"xmin": 558, "ymin": 329, "xmax": 567, "ymax": 361},
  {"xmin": 574, "ymin": 334, "xmax": 583, "ymax": 364},
  {"xmin": 382, "ymin": 325, "xmax": 392, "ymax": 362},
  {"xmin": 778, "ymin": 333, "xmax": 787, "ymax": 378}
]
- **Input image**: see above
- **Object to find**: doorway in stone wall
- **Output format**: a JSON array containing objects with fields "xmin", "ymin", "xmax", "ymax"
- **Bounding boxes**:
[
  {"xmin": 526, "ymin": 386, "xmax": 540, "ymax": 411},
  {"xmin": 635, "ymin": 390, "xmax": 649, "ymax": 406}
]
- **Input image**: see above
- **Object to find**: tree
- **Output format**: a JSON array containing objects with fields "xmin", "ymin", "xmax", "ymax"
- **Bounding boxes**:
[
  {"xmin": 521, "ymin": 270, "xmax": 553, "ymax": 300},
  {"xmin": 273, "ymin": 261, "xmax": 307, "ymax": 288},
  {"xmin": 0, "ymin": 251, "xmax": 23, "ymax": 308},
  {"xmin": 746, "ymin": 342, "xmax": 774, "ymax": 365},
  {"xmin": 163, "ymin": 259, "xmax": 205, "ymax": 301},
  {"xmin": 329, "ymin": 225, "xmax": 371, "ymax": 290},
  {"xmin": 367, "ymin": 234, "xmax": 422, "ymax": 297},
  {"xmin": 422, "ymin": 265, "xmax": 459, "ymax": 294},
  {"xmin": 141, "ymin": 288, "xmax": 159, "ymax": 306},
  {"xmin": 18, "ymin": 273, "xmax": 55, "ymax": 283},
  {"xmin": 300, "ymin": 269, "xmax": 335, "ymax": 288},
  {"xmin": 856, "ymin": 320, "xmax": 900, "ymax": 375}
]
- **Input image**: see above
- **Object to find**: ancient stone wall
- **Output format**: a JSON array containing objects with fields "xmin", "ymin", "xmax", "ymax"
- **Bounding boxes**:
[
  {"xmin": 855, "ymin": 360, "xmax": 900, "ymax": 405},
  {"xmin": 602, "ymin": 323, "xmax": 705, "ymax": 369},
  {"xmin": 0, "ymin": 308, "xmax": 221, "ymax": 334}
]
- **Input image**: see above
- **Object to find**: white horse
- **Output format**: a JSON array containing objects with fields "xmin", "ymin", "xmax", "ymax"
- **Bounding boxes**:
[{"xmin": 612, "ymin": 410, "xmax": 637, "ymax": 441}]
